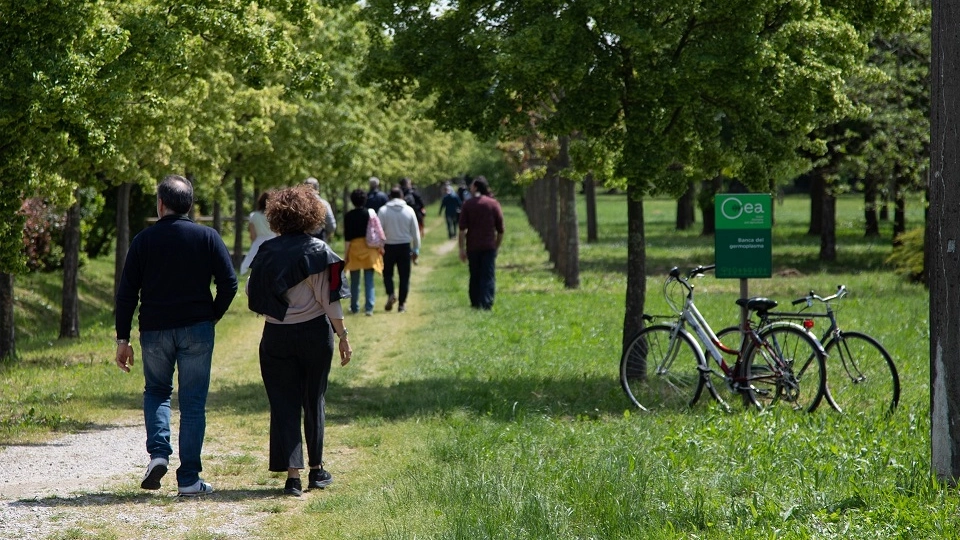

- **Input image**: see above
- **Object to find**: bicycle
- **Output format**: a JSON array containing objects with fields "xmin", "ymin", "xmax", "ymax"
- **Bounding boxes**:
[
  {"xmin": 717, "ymin": 286, "xmax": 900, "ymax": 415},
  {"xmin": 619, "ymin": 264, "xmax": 827, "ymax": 413}
]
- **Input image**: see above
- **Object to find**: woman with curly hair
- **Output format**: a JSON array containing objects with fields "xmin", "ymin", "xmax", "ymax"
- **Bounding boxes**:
[{"xmin": 246, "ymin": 185, "xmax": 352, "ymax": 496}]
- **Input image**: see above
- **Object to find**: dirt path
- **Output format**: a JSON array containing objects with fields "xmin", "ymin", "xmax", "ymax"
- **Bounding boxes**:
[{"xmin": 0, "ymin": 233, "xmax": 458, "ymax": 539}]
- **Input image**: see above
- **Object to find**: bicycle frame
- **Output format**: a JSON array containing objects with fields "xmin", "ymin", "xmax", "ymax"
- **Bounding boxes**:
[{"xmin": 665, "ymin": 266, "xmax": 765, "ymax": 385}]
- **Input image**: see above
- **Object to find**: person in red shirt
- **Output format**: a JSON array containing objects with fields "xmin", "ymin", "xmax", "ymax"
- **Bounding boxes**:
[{"xmin": 457, "ymin": 176, "xmax": 504, "ymax": 309}]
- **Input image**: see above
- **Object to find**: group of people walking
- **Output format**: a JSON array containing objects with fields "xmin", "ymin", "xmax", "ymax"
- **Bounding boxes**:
[{"xmin": 114, "ymin": 172, "xmax": 503, "ymax": 497}]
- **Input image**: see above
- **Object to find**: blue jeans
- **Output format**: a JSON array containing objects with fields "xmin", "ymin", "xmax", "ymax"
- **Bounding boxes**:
[
  {"xmin": 350, "ymin": 269, "xmax": 376, "ymax": 313},
  {"xmin": 444, "ymin": 214, "xmax": 458, "ymax": 238},
  {"xmin": 140, "ymin": 321, "xmax": 215, "ymax": 487}
]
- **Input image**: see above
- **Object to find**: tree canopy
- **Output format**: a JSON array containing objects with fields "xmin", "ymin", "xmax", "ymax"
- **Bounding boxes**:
[{"xmin": 361, "ymin": 0, "xmax": 915, "ymax": 346}]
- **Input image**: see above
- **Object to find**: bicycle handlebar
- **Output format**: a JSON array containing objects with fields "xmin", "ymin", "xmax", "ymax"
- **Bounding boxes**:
[
  {"xmin": 670, "ymin": 264, "xmax": 716, "ymax": 281},
  {"xmin": 791, "ymin": 284, "xmax": 848, "ymax": 306}
]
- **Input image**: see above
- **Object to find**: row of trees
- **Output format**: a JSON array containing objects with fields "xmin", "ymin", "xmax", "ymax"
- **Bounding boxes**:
[
  {"xmin": 2, "ymin": 1, "xmax": 931, "ymax": 361},
  {"xmin": 0, "ymin": 1, "xmax": 510, "ymax": 360},
  {"xmin": 362, "ymin": 0, "xmax": 928, "ymax": 351}
]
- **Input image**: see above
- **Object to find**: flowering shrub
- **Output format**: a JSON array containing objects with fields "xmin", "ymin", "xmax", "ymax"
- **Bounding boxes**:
[{"xmin": 21, "ymin": 198, "xmax": 65, "ymax": 272}]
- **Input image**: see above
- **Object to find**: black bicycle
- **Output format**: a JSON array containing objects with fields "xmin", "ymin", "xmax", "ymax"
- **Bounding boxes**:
[{"xmin": 718, "ymin": 286, "xmax": 900, "ymax": 415}]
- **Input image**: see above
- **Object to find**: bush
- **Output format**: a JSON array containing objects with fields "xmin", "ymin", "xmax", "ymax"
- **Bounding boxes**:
[
  {"xmin": 21, "ymin": 198, "xmax": 65, "ymax": 272},
  {"xmin": 887, "ymin": 227, "xmax": 925, "ymax": 284}
]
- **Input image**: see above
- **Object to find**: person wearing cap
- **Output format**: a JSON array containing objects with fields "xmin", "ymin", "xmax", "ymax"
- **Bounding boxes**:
[
  {"xmin": 303, "ymin": 177, "xmax": 337, "ymax": 241},
  {"xmin": 365, "ymin": 176, "xmax": 388, "ymax": 212}
]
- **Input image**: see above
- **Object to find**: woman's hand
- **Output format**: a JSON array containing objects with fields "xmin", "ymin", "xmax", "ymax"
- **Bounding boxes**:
[{"xmin": 338, "ymin": 336, "xmax": 352, "ymax": 366}]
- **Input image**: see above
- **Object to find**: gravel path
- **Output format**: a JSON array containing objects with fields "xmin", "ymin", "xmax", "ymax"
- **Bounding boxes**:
[
  {"xmin": 0, "ymin": 422, "xmax": 268, "ymax": 539},
  {"xmin": 0, "ymin": 236, "xmax": 454, "ymax": 539}
]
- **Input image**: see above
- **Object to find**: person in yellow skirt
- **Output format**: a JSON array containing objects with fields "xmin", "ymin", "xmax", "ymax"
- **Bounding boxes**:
[{"xmin": 343, "ymin": 189, "xmax": 385, "ymax": 315}]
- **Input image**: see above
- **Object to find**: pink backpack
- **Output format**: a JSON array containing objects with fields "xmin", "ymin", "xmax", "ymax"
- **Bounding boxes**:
[{"xmin": 366, "ymin": 209, "xmax": 385, "ymax": 248}]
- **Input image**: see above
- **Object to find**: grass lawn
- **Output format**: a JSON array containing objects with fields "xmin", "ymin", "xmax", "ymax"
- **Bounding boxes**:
[{"xmin": 3, "ymin": 192, "xmax": 949, "ymax": 539}]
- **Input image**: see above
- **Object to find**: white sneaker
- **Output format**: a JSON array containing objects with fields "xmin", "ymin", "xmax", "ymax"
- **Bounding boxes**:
[
  {"xmin": 140, "ymin": 457, "xmax": 168, "ymax": 490},
  {"xmin": 178, "ymin": 479, "xmax": 214, "ymax": 496}
]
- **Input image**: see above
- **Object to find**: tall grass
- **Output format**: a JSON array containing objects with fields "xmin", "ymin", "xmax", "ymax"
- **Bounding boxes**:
[{"xmin": 3, "ymin": 193, "xmax": 949, "ymax": 538}]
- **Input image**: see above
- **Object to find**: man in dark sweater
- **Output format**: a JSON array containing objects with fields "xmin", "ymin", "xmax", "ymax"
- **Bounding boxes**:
[
  {"xmin": 458, "ymin": 176, "xmax": 504, "ymax": 310},
  {"xmin": 115, "ymin": 174, "xmax": 238, "ymax": 496}
]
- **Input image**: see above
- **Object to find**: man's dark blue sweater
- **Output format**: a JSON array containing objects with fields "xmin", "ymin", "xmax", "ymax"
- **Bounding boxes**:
[{"xmin": 115, "ymin": 214, "xmax": 238, "ymax": 340}]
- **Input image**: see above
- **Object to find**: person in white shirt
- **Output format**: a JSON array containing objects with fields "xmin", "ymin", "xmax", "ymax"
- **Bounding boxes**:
[
  {"xmin": 377, "ymin": 186, "xmax": 421, "ymax": 313},
  {"xmin": 239, "ymin": 190, "xmax": 277, "ymax": 275}
]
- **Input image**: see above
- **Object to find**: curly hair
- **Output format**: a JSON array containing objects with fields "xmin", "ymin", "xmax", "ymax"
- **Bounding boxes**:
[{"xmin": 266, "ymin": 186, "xmax": 326, "ymax": 235}]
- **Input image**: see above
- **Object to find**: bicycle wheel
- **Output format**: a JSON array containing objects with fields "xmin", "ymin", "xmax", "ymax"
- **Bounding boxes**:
[
  {"xmin": 620, "ymin": 324, "xmax": 707, "ymax": 411},
  {"xmin": 741, "ymin": 323, "xmax": 826, "ymax": 412},
  {"xmin": 703, "ymin": 326, "xmax": 748, "ymax": 410},
  {"xmin": 823, "ymin": 331, "xmax": 900, "ymax": 415}
]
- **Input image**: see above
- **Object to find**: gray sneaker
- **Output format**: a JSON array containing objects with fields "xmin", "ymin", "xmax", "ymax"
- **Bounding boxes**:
[
  {"xmin": 141, "ymin": 457, "xmax": 168, "ymax": 490},
  {"xmin": 178, "ymin": 479, "xmax": 214, "ymax": 497}
]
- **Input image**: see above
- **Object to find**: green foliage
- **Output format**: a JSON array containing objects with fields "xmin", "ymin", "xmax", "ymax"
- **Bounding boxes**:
[
  {"xmin": 887, "ymin": 227, "xmax": 926, "ymax": 283},
  {"xmin": 362, "ymin": 0, "xmax": 914, "ymax": 195}
]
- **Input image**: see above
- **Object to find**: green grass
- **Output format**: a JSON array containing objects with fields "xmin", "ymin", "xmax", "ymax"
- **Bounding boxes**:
[{"xmin": 3, "ymin": 193, "xmax": 948, "ymax": 538}]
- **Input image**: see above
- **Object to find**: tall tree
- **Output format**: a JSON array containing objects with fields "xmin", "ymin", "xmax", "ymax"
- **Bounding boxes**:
[
  {"xmin": 362, "ymin": 0, "xmax": 911, "ymax": 354},
  {"xmin": 930, "ymin": 0, "xmax": 960, "ymax": 484},
  {"xmin": 0, "ymin": 0, "xmax": 122, "ymax": 357}
]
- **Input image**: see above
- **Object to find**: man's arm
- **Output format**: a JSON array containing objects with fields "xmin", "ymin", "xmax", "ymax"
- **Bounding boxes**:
[
  {"xmin": 458, "ymin": 228, "xmax": 468, "ymax": 262},
  {"xmin": 211, "ymin": 240, "xmax": 239, "ymax": 320}
]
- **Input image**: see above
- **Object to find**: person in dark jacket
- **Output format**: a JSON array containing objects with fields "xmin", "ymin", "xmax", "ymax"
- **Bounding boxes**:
[
  {"xmin": 115, "ymin": 174, "xmax": 238, "ymax": 496},
  {"xmin": 399, "ymin": 177, "xmax": 425, "ymax": 237},
  {"xmin": 364, "ymin": 176, "xmax": 388, "ymax": 212},
  {"xmin": 247, "ymin": 185, "xmax": 352, "ymax": 496},
  {"xmin": 438, "ymin": 184, "xmax": 462, "ymax": 239}
]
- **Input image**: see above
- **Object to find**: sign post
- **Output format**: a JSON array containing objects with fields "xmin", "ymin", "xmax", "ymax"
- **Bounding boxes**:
[
  {"xmin": 714, "ymin": 194, "xmax": 772, "ymax": 279},
  {"xmin": 715, "ymin": 194, "xmax": 773, "ymax": 334}
]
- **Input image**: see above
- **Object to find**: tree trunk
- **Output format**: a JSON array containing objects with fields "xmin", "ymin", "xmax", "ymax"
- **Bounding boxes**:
[
  {"xmin": 0, "ymin": 272, "xmax": 14, "ymax": 360},
  {"xmin": 864, "ymin": 175, "xmax": 881, "ymax": 237},
  {"xmin": 115, "ymin": 182, "xmax": 132, "ymax": 302},
  {"xmin": 819, "ymin": 190, "xmax": 837, "ymax": 261},
  {"xmin": 556, "ymin": 136, "xmax": 579, "ymax": 289},
  {"xmin": 676, "ymin": 181, "xmax": 696, "ymax": 230},
  {"xmin": 699, "ymin": 176, "xmax": 722, "ymax": 236},
  {"xmin": 622, "ymin": 186, "xmax": 646, "ymax": 356},
  {"xmin": 893, "ymin": 176, "xmax": 907, "ymax": 242},
  {"xmin": 808, "ymin": 174, "xmax": 824, "ymax": 236},
  {"xmin": 59, "ymin": 195, "xmax": 82, "ymax": 339},
  {"xmin": 584, "ymin": 173, "xmax": 598, "ymax": 243},
  {"xmin": 930, "ymin": 0, "xmax": 960, "ymax": 484},
  {"xmin": 233, "ymin": 174, "xmax": 245, "ymax": 269},
  {"xmin": 546, "ymin": 169, "xmax": 559, "ymax": 266}
]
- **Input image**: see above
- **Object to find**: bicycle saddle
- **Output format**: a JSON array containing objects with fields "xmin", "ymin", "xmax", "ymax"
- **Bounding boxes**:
[{"xmin": 736, "ymin": 297, "xmax": 779, "ymax": 314}]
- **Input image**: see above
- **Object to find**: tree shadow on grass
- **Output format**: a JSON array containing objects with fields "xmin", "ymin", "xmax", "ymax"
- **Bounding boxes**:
[
  {"xmin": 193, "ymin": 373, "xmax": 706, "ymax": 425},
  {"xmin": 5, "ymin": 487, "xmax": 289, "ymax": 507}
]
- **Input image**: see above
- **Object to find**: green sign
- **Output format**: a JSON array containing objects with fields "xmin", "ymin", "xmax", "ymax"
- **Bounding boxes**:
[{"xmin": 714, "ymin": 194, "xmax": 772, "ymax": 278}]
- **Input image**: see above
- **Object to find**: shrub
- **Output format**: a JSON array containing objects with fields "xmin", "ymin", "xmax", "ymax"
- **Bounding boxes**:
[
  {"xmin": 887, "ymin": 227, "xmax": 925, "ymax": 284},
  {"xmin": 21, "ymin": 198, "xmax": 65, "ymax": 272}
]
